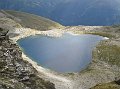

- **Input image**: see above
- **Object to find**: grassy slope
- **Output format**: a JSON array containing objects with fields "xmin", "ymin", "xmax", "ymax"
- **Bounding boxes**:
[
  {"xmin": 91, "ymin": 82, "xmax": 120, "ymax": 89},
  {"xmin": 1, "ymin": 10, "xmax": 63, "ymax": 31},
  {"xmin": 90, "ymin": 26, "xmax": 120, "ymax": 89},
  {"xmin": 93, "ymin": 42, "xmax": 120, "ymax": 67}
]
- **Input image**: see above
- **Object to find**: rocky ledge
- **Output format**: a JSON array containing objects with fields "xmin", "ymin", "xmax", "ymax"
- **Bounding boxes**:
[{"xmin": 0, "ymin": 28, "xmax": 55, "ymax": 89}]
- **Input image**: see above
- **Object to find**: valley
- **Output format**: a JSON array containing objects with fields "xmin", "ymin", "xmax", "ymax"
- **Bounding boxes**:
[{"xmin": 0, "ymin": 10, "xmax": 120, "ymax": 89}]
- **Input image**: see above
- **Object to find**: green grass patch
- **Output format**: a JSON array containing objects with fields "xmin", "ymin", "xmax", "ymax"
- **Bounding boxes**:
[
  {"xmin": 84, "ymin": 32, "xmax": 115, "ymax": 38},
  {"xmin": 93, "ymin": 42, "xmax": 120, "ymax": 67},
  {"xmin": 91, "ymin": 82, "xmax": 120, "ymax": 89}
]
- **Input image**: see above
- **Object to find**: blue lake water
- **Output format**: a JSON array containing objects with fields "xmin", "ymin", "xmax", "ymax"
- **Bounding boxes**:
[{"xmin": 18, "ymin": 33, "xmax": 105, "ymax": 72}]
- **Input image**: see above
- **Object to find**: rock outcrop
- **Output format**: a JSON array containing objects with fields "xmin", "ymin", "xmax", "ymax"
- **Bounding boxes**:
[{"xmin": 0, "ymin": 28, "xmax": 55, "ymax": 89}]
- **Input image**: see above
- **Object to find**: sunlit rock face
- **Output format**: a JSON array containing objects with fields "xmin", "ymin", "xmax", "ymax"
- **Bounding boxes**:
[{"xmin": 0, "ymin": 0, "xmax": 120, "ymax": 26}]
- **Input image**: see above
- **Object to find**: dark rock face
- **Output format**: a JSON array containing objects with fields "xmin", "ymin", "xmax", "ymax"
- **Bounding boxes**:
[
  {"xmin": 0, "ymin": 28, "xmax": 55, "ymax": 89},
  {"xmin": 115, "ymin": 79, "xmax": 120, "ymax": 85}
]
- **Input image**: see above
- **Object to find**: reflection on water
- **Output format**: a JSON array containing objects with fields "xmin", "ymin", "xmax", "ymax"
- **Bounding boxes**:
[{"xmin": 18, "ymin": 33, "xmax": 105, "ymax": 72}]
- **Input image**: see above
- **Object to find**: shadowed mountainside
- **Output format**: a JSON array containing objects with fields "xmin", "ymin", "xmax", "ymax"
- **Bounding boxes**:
[{"xmin": 0, "ymin": 0, "xmax": 120, "ymax": 26}]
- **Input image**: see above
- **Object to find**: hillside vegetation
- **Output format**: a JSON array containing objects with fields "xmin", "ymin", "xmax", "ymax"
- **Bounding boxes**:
[{"xmin": 1, "ymin": 10, "xmax": 63, "ymax": 30}]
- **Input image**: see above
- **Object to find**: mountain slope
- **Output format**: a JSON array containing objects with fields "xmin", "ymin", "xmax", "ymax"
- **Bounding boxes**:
[
  {"xmin": 1, "ymin": 10, "xmax": 63, "ymax": 30},
  {"xmin": 0, "ymin": 0, "xmax": 120, "ymax": 26}
]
